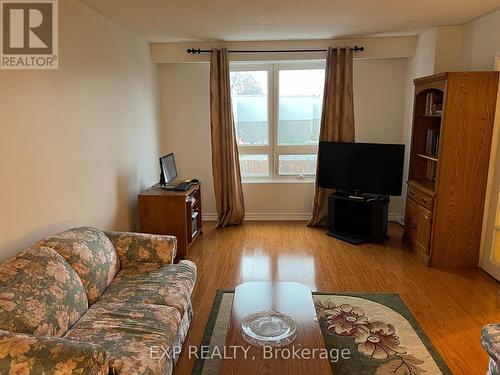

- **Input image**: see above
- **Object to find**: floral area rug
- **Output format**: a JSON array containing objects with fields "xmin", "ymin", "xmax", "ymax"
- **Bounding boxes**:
[{"xmin": 193, "ymin": 290, "xmax": 451, "ymax": 375}]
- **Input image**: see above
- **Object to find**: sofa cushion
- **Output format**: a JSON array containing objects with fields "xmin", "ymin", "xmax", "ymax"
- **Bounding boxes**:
[
  {"xmin": 482, "ymin": 324, "xmax": 500, "ymax": 363},
  {"xmin": 0, "ymin": 329, "xmax": 109, "ymax": 375},
  {"xmin": 0, "ymin": 247, "xmax": 88, "ymax": 337},
  {"xmin": 64, "ymin": 302, "xmax": 182, "ymax": 375},
  {"xmin": 105, "ymin": 231, "xmax": 177, "ymax": 267},
  {"xmin": 98, "ymin": 261, "xmax": 196, "ymax": 317},
  {"xmin": 37, "ymin": 227, "xmax": 120, "ymax": 305}
]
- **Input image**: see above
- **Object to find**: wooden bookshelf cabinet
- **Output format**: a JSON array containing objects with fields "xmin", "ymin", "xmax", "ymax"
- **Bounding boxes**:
[
  {"xmin": 138, "ymin": 184, "xmax": 202, "ymax": 259},
  {"xmin": 403, "ymin": 72, "xmax": 500, "ymax": 267}
]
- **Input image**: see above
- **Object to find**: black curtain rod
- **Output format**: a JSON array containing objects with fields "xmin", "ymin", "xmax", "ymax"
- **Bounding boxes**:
[{"xmin": 187, "ymin": 46, "xmax": 365, "ymax": 54}]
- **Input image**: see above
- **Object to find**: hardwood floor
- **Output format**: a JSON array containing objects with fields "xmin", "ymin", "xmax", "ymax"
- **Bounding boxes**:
[{"xmin": 174, "ymin": 221, "xmax": 499, "ymax": 375}]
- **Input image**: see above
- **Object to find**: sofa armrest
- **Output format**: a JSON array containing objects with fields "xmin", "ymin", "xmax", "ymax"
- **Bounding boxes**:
[
  {"xmin": 0, "ymin": 330, "xmax": 109, "ymax": 374},
  {"xmin": 105, "ymin": 231, "xmax": 177, "ymax": 266}
]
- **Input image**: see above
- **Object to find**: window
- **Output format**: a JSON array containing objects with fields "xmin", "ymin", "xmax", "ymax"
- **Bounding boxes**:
[
  {"xmin": 231, "ymin": 70, "xmax": 268, "ymax": 146},
  {"xmin": 230, "ymin": 62, "xmax": 325, "ymax": 181},
  {"xmin": 239, "ymin": 154, "xmax": 270, "ymax": 177},
  {"xmin": 278, "ymin": 154, "xmax": 317, "ymax": 176},
  {"xmin": 278, "ymin": 69, "xmax": 323, "ymax": 146}
]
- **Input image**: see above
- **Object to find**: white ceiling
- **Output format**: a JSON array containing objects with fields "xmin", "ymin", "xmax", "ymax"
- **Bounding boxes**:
[{"xmin": 78, "ymin": 0, "xmax": 500, "ymax": 42}]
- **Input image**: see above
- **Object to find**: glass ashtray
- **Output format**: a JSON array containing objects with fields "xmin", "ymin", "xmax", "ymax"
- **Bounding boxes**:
[{"xmin": 241, "ymin": 310, "xmax": 297, "ymax": 347}]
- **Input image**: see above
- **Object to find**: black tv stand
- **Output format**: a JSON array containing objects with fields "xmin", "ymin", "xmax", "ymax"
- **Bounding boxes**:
[{"xmin": 327, "ymin": 193, "xmax": 389, "ymax": 245}]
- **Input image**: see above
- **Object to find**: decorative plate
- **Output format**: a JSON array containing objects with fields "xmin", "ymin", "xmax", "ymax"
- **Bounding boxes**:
[{"xmin": 241, "ymin": 310, "xmax": 297, "ymax": 347}]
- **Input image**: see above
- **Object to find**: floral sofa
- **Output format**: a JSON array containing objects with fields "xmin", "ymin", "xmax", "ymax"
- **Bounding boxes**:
[
  {"xmin": 0, "ymin": 227, "xmax": 197, "ymax": 375},
  {"xmin": 482, "ymin": 324, "xmax": 500, "ymax": 375}
]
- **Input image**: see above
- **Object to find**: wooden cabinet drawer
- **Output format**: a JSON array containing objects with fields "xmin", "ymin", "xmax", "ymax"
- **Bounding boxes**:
[
  {"xmin": 408, "ymin": 186, "xmax": 433, "ymax": 210},
  {"xmin": 416, "ymin": 206, "xmax": 432, "ymax": 255},
  {"xmin": 404, "ymin": 198, "xmax": 418, "ymax": 243}
]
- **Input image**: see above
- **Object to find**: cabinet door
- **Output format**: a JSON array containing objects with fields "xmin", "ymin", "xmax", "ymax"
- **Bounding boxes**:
[
  {"xmin": 404, "ymin": 199, "xmax": 418, "ymax": 243},
  {"xmin": 416, "ymin": 206, "xmax": 432, "ymax": 255}
]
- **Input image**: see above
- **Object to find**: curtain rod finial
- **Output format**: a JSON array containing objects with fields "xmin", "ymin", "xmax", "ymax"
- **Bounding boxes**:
[
  {"xmin": 354, "ymin": 46, "xmax": 365, "ymax": 52},
  {"xmin": 187, "ymin": 48, "xmax": 201, "ymax": 55}
]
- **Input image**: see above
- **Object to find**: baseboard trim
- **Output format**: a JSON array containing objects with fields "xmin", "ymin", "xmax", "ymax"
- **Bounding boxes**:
[
  {"xmin": 389, "ymin": 213, "xmax": 404, "ymax": 225},
  {"xmin": 245, "ymin": 213, "xmax": 312, "ymax": 221},
  {"xmin": 204, "ymin": 212, "xmax": 404, "ymax": 223},
  {"xmin": 202, "ymin": 213, "xmax": 218, "ymax": 221},
  {"xmin": 202, "ymin": 213, "xmax": 311, "ymax": 221}
]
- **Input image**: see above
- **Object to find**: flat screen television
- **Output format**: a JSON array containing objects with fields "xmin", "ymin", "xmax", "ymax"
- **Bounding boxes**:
[
  {"xmin": 159, "ymin": 153, "xmax": 178, "ymax": 185},
  {"xmin": 318, "ymin": 142, "xmax": 405, "ymax": 196}
]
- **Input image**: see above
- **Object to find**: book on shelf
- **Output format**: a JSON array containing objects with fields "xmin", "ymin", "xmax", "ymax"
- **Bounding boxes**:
[
  {"xmin": 425, "ymin": 160, "xmax": 437, "ymax": 181},
  {"xmin": 424, "ymin": 129, "xmax": 440, "ymax": 156},
  {"xmin": 425, "ymin": 92, "xmax": 443, "ymax": 115}
]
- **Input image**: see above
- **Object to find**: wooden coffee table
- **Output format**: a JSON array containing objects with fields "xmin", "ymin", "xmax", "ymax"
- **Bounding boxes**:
[{"xmin": 219, "ymin": 282, "xmax": 332, "ymax": 375}]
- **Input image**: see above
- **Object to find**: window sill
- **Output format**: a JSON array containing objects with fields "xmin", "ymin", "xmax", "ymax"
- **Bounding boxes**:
[{"xmin": 242, "ymin": 179, "xmax": 316, "ymax": 184}]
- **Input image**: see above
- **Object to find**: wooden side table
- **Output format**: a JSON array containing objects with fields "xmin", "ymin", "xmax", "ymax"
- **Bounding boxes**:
[{"xmin": 138, "ymin": 183, "xmax": 202, "ymax": 258}]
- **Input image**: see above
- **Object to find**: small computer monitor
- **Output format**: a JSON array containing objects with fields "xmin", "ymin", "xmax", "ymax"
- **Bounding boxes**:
[{"xmin": 159, "ymin": 153, "xmax": 178, "ymax": 185}]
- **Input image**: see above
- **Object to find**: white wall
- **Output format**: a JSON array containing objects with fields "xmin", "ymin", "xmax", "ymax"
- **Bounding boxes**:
[
  {"xmin": 157, "ymin": 10, "xmax": 500, "ymax": 222},
  {"xmin": 462, "ymin": 9, "xmax": 500, "ymax": 269},
  {"xmin": 158, "ymin": 58, "xmax": 408, "ymax": 219},
  {"xmin": 400, "ymin": 25, "xmax": 467, "ymax": 216},
  {"xmin": 151, "ymin": 37, "xmax": 416, "ymax": 63},
  {"xmin": 400, "ymin": 28, "xmax": 440, "ymax": 214},
  {"xmin": 0, "ymin": 0, "xmax": 161, "ymax": 259},
  {"xmin": 462, "ymin": 9, "xmax": 500, "ymax": 70},
  {"xmin": 435, "ymin": 26, "xmax": 464, "ymax": 73}
]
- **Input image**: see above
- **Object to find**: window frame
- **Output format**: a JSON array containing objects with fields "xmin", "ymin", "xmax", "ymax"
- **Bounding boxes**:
[{"xmin": 230, "ymin": 60, "xmax": 326, "ymax": 183}]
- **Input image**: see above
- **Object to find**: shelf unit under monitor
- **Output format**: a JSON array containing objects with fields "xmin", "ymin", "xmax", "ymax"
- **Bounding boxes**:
[
  {"xmin": 403, "ymin": 72, "xmax": 500, "ymax": 268},
  {"xmin": 138, "ymin": 183, "xmax": 203, "ymax": 259}
]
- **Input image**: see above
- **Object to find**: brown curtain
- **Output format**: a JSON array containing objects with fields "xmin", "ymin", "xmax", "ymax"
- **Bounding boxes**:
[
  {"xmin": 307, "ymin": 48, "xmax": 355, "ymax": 227},
  {"xmin": 209, "ymin": 48, "xmax": 245, "ymax": 227}
]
